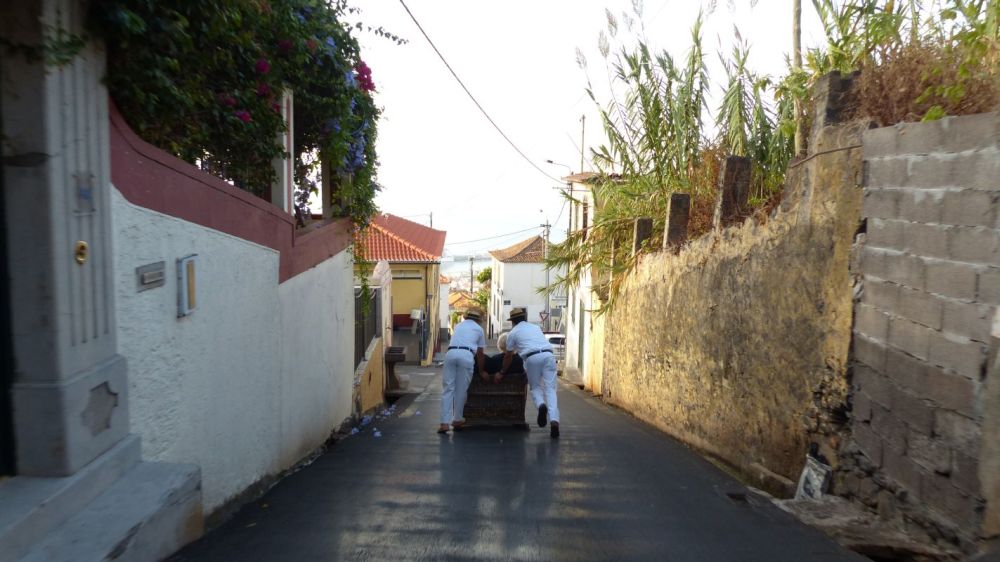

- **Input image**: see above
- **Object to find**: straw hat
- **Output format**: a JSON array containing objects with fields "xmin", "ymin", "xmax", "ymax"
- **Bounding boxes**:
[
  {"xmin": 507, "ymin": 307, "xmax": 527, "ymax": 322},
  {"xmin": 464, "ymin": 308, "xmax": 483, "ymax": 321}
]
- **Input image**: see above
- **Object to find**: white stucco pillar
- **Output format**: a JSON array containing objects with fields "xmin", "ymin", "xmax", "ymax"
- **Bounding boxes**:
[
  {"xmin": 270, "ymin": 90, "xmax": 294, "ymax": 213},
  {"xmin": 1, "ymin": 0, "xmax": 129, "ymax": 476}
]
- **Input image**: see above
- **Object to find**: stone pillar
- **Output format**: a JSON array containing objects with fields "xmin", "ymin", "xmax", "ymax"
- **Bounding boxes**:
[
  {"xmin": 712, "ymin": 156, "xmax": 751, "ymax": 229},
  {"xmin": 270, "ymin": 90, "xmax": 294, "ymax": 213},
  {"xmin": 663, "ymin": 193, "xmax": 690, "ymax": 252},
  {"xmin": 2, "ymin": 0, "xmax": 129, "ymax": 476},
  {"xmin": 632, "ymin": 217, "xmax": 653, "ymax": 255},
  {"xmin": 810, "ymin": 71, "xmax": 858, "ymax": 142}
]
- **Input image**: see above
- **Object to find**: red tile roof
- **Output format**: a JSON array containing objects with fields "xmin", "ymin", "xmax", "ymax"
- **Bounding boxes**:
[
  {"xmin": 362, "ymin": 214, "xmax": 446, "ymax": 263},
  {"xmin": 489, "ymin": 235, "xmax": 546, "ymax": 263}
]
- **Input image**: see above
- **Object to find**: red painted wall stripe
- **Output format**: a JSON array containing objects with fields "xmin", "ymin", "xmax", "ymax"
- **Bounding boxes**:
[{"xmin": 108, "ymin": 102, "xmax": 352, "ymax": 282}]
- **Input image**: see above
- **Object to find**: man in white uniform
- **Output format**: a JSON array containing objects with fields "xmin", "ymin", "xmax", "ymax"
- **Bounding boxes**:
[
  {"xmin": 498, "ymin": 308, "xmax": 560, "ymax": 438},
  {"xmin": 439, "ymin": 308, "xmax": 486, "ymax": 434}
]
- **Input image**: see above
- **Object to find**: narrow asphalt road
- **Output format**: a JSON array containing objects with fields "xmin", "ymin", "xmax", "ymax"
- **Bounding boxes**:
[{"xmin": 173, "ymin": 366, "xmax": 864, "ymax": 562}]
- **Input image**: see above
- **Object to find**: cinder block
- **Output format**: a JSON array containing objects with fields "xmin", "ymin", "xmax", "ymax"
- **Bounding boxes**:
[
  {"xmin": 941, "ymin": 189, "xmax": 998, "ymax": 227},
  {"xmin": 934, "ymin": 410, "xmax": 982, "ymax": 455},
  {"xmin": 951, "ymin": 450, "xmax": 982, "ymax": 496},
  {"xmin": 883, "ymin": 251, "xmax": 926, "ymax": 290},
  {"xmin": 862, "ymin": 188, "xmax": 901, "ymax": 219},
  {"xmin": 853, "ymin": 389, "xmax": 873, "ymax": 422},
  {"xmin": 898, "ymin": 188, "xmax": 945, "ymax": 224},
  {"xmin": 883, "ymin": 346, "xmax": 978, "ymax": 416},
  {"xmin": 856, "ymin": 303, "xmax": 891, "ymax": 340},
  {"xmin": 978, "ymin": 267, "xmax": 1000, "ymax": 305},
  {"xmin": 941, "ymin": 112, "xmax": 1000, "ymax": 153},
  {"xmin": 863, "ymin": 126, "xmax": 901, "ymax": 159},
  {"xmin": 942, "ymin": 299, "xmax": 992, "ymax": 342},
  {"xmin": 922, "ymin": 472, "xmax": 981, "ymax": 528},
  {"xmin": 883, "ymin": 345, "xmax": 930, "ymax": 393},
  {"xmin": 908, "ymin": 431, "xmax": 951, "ymax": 474},
  {"xmin": 897, "ymin": 120, "xmax": 945, "ymax": 156},
  {"xmin": 928, "ymin": 331, "xmax": 986, "ymax": 380},
  {"xmin": 949, "ymin": 226, "xmax": 1000, "ymax": 266},
  {"xmin": 926, "ymin": 364, "xmax": 979, "ymax": 418},
  {"xmin": 853, "ymin": 362, "xmax": 893, "ymax": 406},
  {"xmin": 907, "ymin": 155, "xmax": 956, "ymax": 189},
  {"xmin": 862, "ymin": 277, "xmax": 901, "ymax": 311},
  {"xmin": 871, "ymin": 403, "xmax": 909, "ymax": 452},
  {"xmin": 897, "ymin": 287, "xmax": 943, "ymax": 330},
  {"xmin": 953, "ymin": 148, "xmax": 1000, "ymax": 191},
  {"xmin": 926, "ymin": 259, "xmax": 978, "ymax": 300},
  {"xmin": 852, "ymin": 422, "xmax": 884, "ymax": 467},
  {"xmin": 854, "ymin": 334, "xmax": 888, "ymax": 372},
  {"xmin": 883, "ymin": 447, "xmax": 927, "ymax": 498},
  {"xmin": 868, "ymin": 219, "xmax": 905, "ymax": 251},
  {"xmin": 889, "ymin": 317, "xmax": 933, "ymax": 360},
  {"xmin": 903, "ymin": 222, "xmax": 951, "ymax": 259},
  {"xmin": 860, "ymin": 247, "xmax": 888, "ymax": 279},
  {"xmin": 889, "ymin": 383, "xmax": 936, "ymax": 434},
  {"xmin": 865, "ymin": 158, "xmax": 908, "ymax": 188}
]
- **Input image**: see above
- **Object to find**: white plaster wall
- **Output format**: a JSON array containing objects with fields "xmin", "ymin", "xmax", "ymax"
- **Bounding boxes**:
[
  {"xmin": 278, "ymin": 252, "xmax": 353, "ymax": 468},
  {"xmin": 439, "ymin": 282, "xmax": 449, "ymax": 326},
  {"xmin": 113, "ymin": 187, "xmax": 354, "ymax": 512}
]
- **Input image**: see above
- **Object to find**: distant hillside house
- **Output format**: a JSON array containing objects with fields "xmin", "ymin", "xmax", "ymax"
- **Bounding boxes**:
[
  {"xmin": 358, "ymin": 214, "xmax": 446, "ymax": 365},
  {"xmin": 487, "ymin": 235, "xmax": 565, "ymax": 338}
]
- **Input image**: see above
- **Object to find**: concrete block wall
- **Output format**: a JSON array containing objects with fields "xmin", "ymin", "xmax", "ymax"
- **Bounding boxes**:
[{"xmin": 844, "ymin": 112, "xmax": 1000, "ymax": 548}]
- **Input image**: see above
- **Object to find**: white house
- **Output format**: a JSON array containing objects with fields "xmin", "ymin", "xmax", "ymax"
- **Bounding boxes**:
[
  {"xmin": 486, "ymin": 236, "xmax": 565, "ymax": 338},
  {"xmin": 561, "ymin": 173, "xmax": 601, "ymax": 391}
]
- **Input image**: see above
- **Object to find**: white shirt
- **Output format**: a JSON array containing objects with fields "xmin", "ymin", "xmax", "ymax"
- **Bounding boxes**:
[
  {"xmin": 505, "ymin": 321, "xmax": 551, "ymax": 358},
  {"xmin": 450, "ymin": 319, "xmax": 486, "ymax": 350}
]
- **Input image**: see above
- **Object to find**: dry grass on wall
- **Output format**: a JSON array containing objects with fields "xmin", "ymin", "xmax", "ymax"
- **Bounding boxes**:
[{"xmin": 849, "ymin": 43, "xmax": 1000, "ymax": 126}]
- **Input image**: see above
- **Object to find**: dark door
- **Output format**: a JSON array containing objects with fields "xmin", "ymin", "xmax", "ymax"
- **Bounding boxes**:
[{"xmin": 0, "ymin": 119, "xmax": 17, "ymax": 475}]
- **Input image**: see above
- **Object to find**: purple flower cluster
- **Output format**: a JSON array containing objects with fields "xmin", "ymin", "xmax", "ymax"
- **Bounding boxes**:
[{"xmin": 341, "ymin": 119, "xmax": 369, "ymax": 172}]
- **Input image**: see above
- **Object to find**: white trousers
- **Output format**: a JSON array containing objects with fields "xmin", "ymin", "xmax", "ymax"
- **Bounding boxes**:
[
  {"xmin": 441, "ymin": 349, "xmax": 474, "ymax": 424},
  {"xmin": 524, "ymin": 353, "xmax": 559, "ymax": 423}
]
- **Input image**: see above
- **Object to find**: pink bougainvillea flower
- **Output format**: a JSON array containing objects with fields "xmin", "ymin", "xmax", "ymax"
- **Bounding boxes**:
[
  {"xmin": 257, "ymin": 82, "xmax": 271, "ymax": 97},
  {"xmin": 355, "ymin": 60, "xmax": 375, "ymax": 91},
  {"xmin": 235, "ymin": 110, "xmax": 252, "ymax": 123},
  {"xmin": 305, "ymin": 39, "xmax": 318, "ymax": 53},
  {"xmin": 277, "ymin": 39, "xmax": 294, "ymax": 53},
  {"xmin": 219, "ymin": 94, "xmax": 238, "ymax": 107},
  {"xmin": 255, "ymin": 58, "xmax": 271, "ymax": 74},
  {"xmin": 271, "ymin": 102, "xmax": 282, "ymax": 114}
]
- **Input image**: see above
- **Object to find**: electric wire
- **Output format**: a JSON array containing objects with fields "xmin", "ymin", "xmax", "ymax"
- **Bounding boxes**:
[
  {"xmin": 396, "ymin": 0, "xmax": 563, "ymax": 184},
  {"xmin": 445, "ymin": 226, "xmax": 541, "ymax": 246}
]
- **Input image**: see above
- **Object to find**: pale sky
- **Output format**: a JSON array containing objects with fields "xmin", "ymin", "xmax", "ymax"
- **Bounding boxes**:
[{"xmin": 358, "ymin": 1, "xmax": 826, "ymax": 256}]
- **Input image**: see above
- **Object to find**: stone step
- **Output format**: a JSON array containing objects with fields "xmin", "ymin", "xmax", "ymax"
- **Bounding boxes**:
[
  {"xmin": 18, "ymin": 460, "xmax": 202, "ymax": 562},
  {"xmin": 0, "ymin": 435, "xmax": 141, "ymax": 562}
]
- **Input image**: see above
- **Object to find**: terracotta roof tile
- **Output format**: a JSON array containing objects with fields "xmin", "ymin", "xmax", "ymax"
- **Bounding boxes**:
[
  {"xmin": 362, "ymin": 214, "xmax": 446, "ymax": 263},
  {"xmin": 488, "ymin": 235, "xmax": 546, "ymax": 263}
]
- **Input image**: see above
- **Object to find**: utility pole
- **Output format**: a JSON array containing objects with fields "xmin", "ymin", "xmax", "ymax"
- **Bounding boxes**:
[
  {"xmin": 469, "ymin": 256, "xmax": 474, "ymax": 293},
  {"xmin": 429, "ymin": 212, "xmax": 433, "ymax": 229},
  {"xmin": 793, "ymin": 0, "xmax": 804, "ymax": 156},
  {"xmin": 541, "ymin": 219, "xmax": 551, "ymax": 330},
  {"xmin": 579, "ymin": 114, "xmax": 586, "ymax": 173}
]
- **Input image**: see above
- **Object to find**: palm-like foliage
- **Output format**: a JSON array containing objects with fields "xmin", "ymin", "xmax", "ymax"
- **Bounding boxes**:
[{"xmin": 547, "ymin": 11, "xmax": 794, "ymax": 312}]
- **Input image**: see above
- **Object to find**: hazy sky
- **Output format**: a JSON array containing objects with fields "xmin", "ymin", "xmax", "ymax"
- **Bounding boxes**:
[{"xmin": 357, "ymin": 1, "xmax": 826, "ymax": 256}]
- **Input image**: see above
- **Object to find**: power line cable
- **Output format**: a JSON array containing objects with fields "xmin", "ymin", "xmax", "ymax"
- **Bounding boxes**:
[
  {"xmin": 446, "ymin": 226, "xmax": 541, "ymax": 246},
  {"xmin": 397, "ymin": 0, "xmax": 563, "ymax": 184}
]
